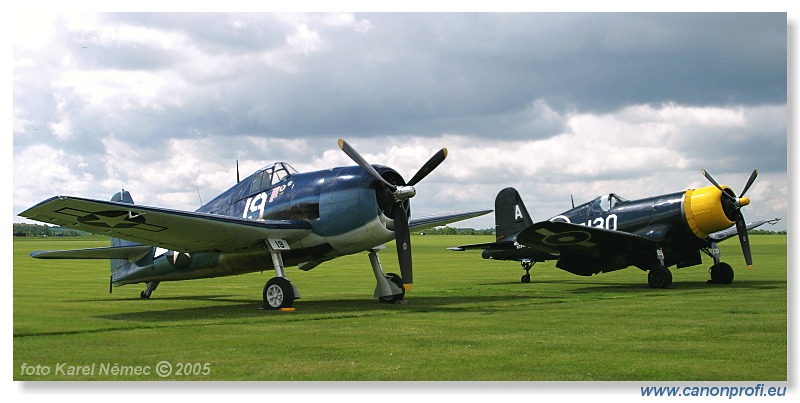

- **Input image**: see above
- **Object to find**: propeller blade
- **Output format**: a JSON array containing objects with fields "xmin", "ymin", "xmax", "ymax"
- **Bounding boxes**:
[
  {"xmin": 735, "ymin": 212, "xmax": 753, "ymax": 269},
  {"xmin": 407, "ymin": 148, "xmax": 448, "ymax": 186},
  {"xmin": 701, "ymin": 169, "xmax": 723, "ymax": 190},
  {"xmin": 393, "ymin": 207, "xmax": 413, "ymax": 290},
  {"xmin": 702, "ymin": 169, "xmax": 736, "ymax": 201},
  {"xmin": 740, "ymin": 169, "xmax": 758, "ymax": 197},
  {"xmin": 338, "ymin": 139, "xmax": 397, "ymax": 191}
]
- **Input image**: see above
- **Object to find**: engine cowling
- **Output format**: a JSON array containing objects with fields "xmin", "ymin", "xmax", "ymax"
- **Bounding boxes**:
[{"xmin": 683, "ymin": 185, "xmax": 735, "ymax": 239}]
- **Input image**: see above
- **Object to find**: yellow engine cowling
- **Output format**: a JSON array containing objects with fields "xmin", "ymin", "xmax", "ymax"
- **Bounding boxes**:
[{"xmin": 683, "ymin": 185, "xmax": 735, "ymax": 239}]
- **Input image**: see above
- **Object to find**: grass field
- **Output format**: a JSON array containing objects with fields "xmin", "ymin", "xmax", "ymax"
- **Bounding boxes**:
[{"xmin": 13, "ymin": 235, "xmax": 787, "ymax": 381}]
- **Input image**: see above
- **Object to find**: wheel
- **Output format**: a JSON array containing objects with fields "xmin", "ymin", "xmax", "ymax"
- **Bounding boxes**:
[
  {"xmin": 378, "ymin": 273, "xmax": 405, "ymax": 304},
  {"xmin": 648, "ymin": 265, "xmax": 673, "ymax": 289},
  {"xmin": 263, "ymin": 277, "xmax": 295, "ymax": 309},
  {"xmin": 521, "ymin": 273, "xmax": 531, "ymax": 283},
  {"xmin": 709, "ymin": 262, "xmax": 734, "ymax": 284},
  {"xmin": 140, "ymin": 290, "xmax": 151, "ymax": 299}
]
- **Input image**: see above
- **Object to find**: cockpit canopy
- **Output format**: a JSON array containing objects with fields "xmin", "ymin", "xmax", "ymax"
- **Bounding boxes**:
[
  {"xmin": 250, "ymin": 162, "xmax": 298, "ymax": 193},
  {"xmin": 593, "ymin": 193, "xmax": 628, "ymax": 212}
]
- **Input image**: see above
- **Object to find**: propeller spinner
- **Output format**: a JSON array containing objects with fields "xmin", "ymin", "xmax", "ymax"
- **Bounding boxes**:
[
  {"xmin": 701, "ymin": 169, "xmax": 758, "ymax": 269},
  {"xmin": 338, "ymin": 139, "xmax": 448, "ymax": 290}
]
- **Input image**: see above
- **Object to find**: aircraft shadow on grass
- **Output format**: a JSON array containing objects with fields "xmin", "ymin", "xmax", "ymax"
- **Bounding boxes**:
[
  {"xmin": 481, "ymin": 278, "xmax": 785, "ymax": 292},
  {"xmin": 88, "ymin": 277, "xmax": 784, "ymax": 323},
  {"xmin": 91, "ymin": 294, "xmax": 547, "ymax": 323}
]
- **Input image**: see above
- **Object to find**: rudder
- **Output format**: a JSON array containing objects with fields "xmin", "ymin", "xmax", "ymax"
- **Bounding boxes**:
[
  {"xmin": 109, "ymin": 190, "xmax": 153, "ymax": 272},
  {"xmin": 495, "ymin": 187, "xmax": 533, "ymax": 241}
]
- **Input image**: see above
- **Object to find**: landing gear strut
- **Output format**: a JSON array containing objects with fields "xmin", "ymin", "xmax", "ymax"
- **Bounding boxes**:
[
  {"xmin": 520, "ymin": 260, "xmax": 533, "ymax": 283},
  {"xmin": 369, "ymin": 248, "xmax": 406, "ymax": 304},
  {"xmin": 704, "ymin": 242, "xmax": 735, "ymax": 284},
  {"xmin": 261, "ymin": 240, "xmax": 300, "ymax": 310},
  {"xmin": 648, "ymin": 248, "xmax": 672, "ymax": 289}
]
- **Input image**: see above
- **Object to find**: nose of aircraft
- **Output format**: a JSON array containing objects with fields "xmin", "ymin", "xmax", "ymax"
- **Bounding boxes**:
[
  {"xmin": 701, "ymin": 169, "xmax": 758, "ymax": 269},
  {"xmin": 337, "ymin": 139, "xmax": 448, "ymax": 291}
]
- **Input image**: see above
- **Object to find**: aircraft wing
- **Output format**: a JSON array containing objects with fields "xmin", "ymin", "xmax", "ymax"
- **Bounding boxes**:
[
  {"xmin": 516, "ymin": 221, "xmax": 658, "ymax": 257},
  {"xmin": 409, "ymin": 209, "xmax": 492, "ymax": 232},
  {"xmin": 448, "ymin": 239, "xmax": 518, "ymax": 252},
  {"xmin": 708, "ymin": 218, "xmax": 781, "ymax": 242},
  {"xmin": 19, "ymin": 196, "xmax": 313, "ymax": 253}
]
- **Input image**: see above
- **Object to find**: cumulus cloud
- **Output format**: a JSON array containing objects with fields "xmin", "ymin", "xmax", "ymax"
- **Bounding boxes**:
[{"xmin": 12, "ymin": 12, "xmax": 787, "ymax": 231}]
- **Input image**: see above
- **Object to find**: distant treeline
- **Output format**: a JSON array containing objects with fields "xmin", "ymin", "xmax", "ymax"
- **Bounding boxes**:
[
  {"xmin": 13, "ymin": 223, "xmax": 88, "ymax": 237},
  {"xmin": 420, "ymin": 227, "xmax": 495, "ymax": 236},
  {"xmin": 749, "ymin": 229, "xmax": 787, "ymax": 235}
]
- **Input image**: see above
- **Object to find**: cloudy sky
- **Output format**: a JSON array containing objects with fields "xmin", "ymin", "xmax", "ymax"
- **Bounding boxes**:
[{"xmin": 11, "ymin": 11, "xmax": 789, "ymax": 232}]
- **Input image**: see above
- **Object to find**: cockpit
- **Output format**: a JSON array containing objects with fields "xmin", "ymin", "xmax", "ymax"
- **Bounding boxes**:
[
  {"xmin": 250, "ymin": 162, "xmax": 299, "ymax": 194},
  {"xmin": 592, "ymin": 193, "xmax": 628, "ymax": 212}
]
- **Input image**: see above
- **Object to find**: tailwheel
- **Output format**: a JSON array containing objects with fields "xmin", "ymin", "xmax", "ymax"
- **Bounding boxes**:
[
  {"xmin": 709, "ymin": 262, "xmax": 734, "ymax": 284},
  {"xmin": 262, "ymin": 277, "xmax": 295, "ymax": 309},
  {"xmin": 140, "ymin": 281, "xmax": 159, "ymax": 299},
  {"xmin": 648, "ymin": 265, "xmax": 672, "ymax": 289},
  {"xmin": 378, "ymin": 273, "xmax": 406, "ymax": 304},
  {"xmin": 520, "ymin": 261, "xmax": 533, "ymax": 283}
]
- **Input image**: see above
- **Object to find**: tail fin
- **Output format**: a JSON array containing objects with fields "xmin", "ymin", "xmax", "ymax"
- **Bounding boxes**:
[
  {"xmin": 109, "ymin": 190, "xmax": 153, "ymax": 272},
  {"xmin": 495, "ymin": 187, "xmax": 533, "ymax": 241}
]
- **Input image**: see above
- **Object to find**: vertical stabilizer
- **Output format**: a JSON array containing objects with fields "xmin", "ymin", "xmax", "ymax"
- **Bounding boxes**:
[
  {"xmin": 109, "ymin": 190, "xmax": 153, "ymax": 272},
  {"xmin": 495, "ymin": 187, "xmax": 533, "ymax": 241}
]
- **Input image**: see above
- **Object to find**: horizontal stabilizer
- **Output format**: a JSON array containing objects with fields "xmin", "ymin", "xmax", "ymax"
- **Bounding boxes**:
[{"xmin": 30, "ymin": 245, "xmax": 153, "ymax": 260}]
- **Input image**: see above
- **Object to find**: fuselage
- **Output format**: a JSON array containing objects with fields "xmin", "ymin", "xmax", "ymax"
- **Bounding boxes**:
[
  {"xmin": 481, "ymin": 184, "xmax": 740, "ymax": 274},
  {"xmin": 550, "ymin": 185, "xmax": 737, "ymax": 242},
  {"xmin": 113, "ymin": 163, "xmax": 406, "ymax": 285}
]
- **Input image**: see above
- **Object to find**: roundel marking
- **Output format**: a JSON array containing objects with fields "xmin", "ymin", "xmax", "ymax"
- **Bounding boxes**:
[
  {"xmin": 77, "ymin": 210, "xmax": 145, "ymax": 229},
  {"xmin": 535, "ymin": 228, "xmax": 596, "ymax": 248}
]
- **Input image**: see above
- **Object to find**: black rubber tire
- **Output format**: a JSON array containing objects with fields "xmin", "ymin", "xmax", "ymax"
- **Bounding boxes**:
[
  {"xmin": 378, "ymin": 273, "xmax": 405, "ymax": 304},
  {"xmin": 648, "ymin": 265, "xmax": 673, "ymax": 289},
  {"xmin": 263, "ymin": 277, "xmax": 295, "ymax": 309}
]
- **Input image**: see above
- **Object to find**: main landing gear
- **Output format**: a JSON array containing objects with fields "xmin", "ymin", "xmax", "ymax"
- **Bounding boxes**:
[
  {"xmin": 705, "ymin": 242, "xmax": 734, "ymax": 284},
  {"xmin": 647, "ymin": 265, "xmax": 673, "ymax": 289},
  {"xmin": 261, "ymin": 241, "xmax": 301, "ymax": 310},
  {"xmin": 648, "ymin": 248, "xmax": 672, "ymax": 289},
  {"xmin": 369, "ymin": 248, "xmax": 406, "ymax": 304}
]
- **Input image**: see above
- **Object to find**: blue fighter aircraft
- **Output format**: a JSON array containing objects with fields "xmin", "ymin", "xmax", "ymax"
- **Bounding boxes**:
[
  {"xmin": 19, "ymin": 139, "xmax": 491, "ymax": 309},
  {"xmin": 451, "ymin": 170, "xmax": 779, "ymax": 288}
]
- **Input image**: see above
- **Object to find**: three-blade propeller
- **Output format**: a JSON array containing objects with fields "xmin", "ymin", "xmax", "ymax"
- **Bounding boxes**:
[
  {"xmin": 338, "ymin": 139, "xmax": 448, "ymax": 291},
  {"xmin": 701, "ymin": 169, "xmax": 758, "ymax": 269}
]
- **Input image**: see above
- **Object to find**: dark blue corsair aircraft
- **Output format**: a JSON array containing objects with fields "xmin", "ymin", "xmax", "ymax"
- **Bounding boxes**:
[
  {"xmin": 19, "ymin": 139, "xmax": 490, "ymax": 309},
  {"xmin": 451, "ymin": 170, "xmax": 779, "ymax": 288}
]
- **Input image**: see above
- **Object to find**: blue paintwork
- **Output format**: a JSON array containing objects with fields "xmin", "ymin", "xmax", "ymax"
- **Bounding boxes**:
[{"xmin": 111, "ymin": 163, "xmax": 405, "ymax": 285}]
